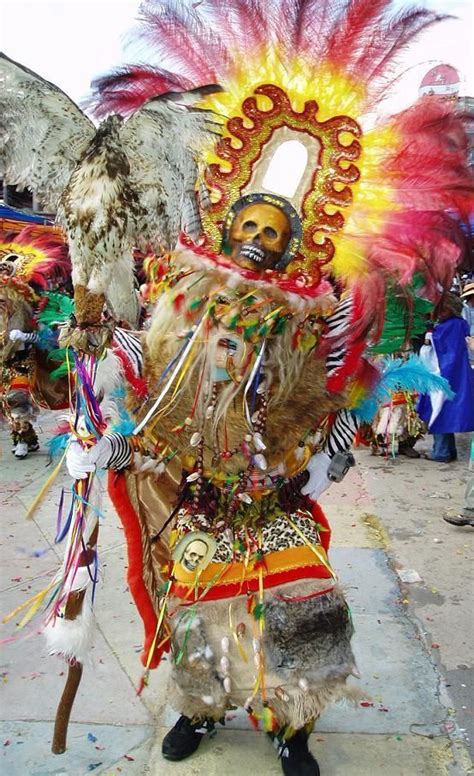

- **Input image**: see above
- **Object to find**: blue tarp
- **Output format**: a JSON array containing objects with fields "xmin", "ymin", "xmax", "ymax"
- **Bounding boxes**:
[{"xmin": 0, "ymin": 203, "xmax": 52, "ymax": 225}]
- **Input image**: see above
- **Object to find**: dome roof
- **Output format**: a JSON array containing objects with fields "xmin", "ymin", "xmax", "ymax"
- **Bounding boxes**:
[{"xmin": 420, "ymin": 64, "xmax": 460, "ymax": 96}]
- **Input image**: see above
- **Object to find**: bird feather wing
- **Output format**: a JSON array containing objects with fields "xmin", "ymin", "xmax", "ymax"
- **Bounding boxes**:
[
  {"xmin": 0, "ymin": 52, "xmax": 95, "ymax": 211},
  {"xmin": 120, "ymin": 91, "xmax": 221, "ymax": 249}
]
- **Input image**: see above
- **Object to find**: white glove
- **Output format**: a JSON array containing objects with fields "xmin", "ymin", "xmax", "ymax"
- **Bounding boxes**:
[
  {"xmin": 9, "ymin": 329, "xmax": 28, "ymax": 342},
  {"xmin": 66, "ymin": 441, "xmax": 96, "ymax": 480},
  {"xmin": 301, "ymin": 451, "xmax": 332, "ymax": 501},
  {"xmin": 66, "ymin": 437, "xmax": 117, "ymax": 480},
  {"xmin": 88, "ymin": 436, "xmax": 114, "ymax": 469}
]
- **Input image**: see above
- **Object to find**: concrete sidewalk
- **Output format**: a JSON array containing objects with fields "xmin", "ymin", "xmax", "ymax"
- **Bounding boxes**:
[{"xmin": 1, "ymin": 417, "xmax": 472, "ymax": 775}]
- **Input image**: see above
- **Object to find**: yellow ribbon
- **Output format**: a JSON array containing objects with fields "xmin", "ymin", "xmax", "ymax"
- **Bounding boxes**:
[
  {"xmin": 2, "ymin": 581, "xmax": 55, "ymax": 626},
  {"xmin": 284, "ymin": 514, "xmax": 337, "ymax": 579},
  {"xmin": 26, "ymin": 448, "xmax": 68, "ymax": 520}
]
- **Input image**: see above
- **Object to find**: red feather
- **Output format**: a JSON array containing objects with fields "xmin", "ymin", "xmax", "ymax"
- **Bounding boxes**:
[
  {"xmin": 88, "ymin": 66, "xmax": 194, "ymax": 118},
  {"xmin": 138, "ymin": 1, "xmax": 224, "ymax": 81},
  {"xmin": 346, "ymin": 7, "xmax": 446, "ymax": 83},
  {"xmin": 0, "ymin": 225, "xmax": 71, "ymax": 290},
  {"xmin": 88, "ymin": 0, "xmax": 452, "ymax": 115}
]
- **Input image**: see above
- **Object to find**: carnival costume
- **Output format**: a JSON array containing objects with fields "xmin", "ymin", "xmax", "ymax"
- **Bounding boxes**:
[
  {"xmin": 1, "ymin": 0, "xmax": 472, "ymax": 771},
  {"xmin": 0, "ymin": 225, "xmax": 71, "ymax": 457}
]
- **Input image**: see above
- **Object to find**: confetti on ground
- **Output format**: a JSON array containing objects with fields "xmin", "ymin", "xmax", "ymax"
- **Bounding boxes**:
[
  {"xmin": 87, "ymin": 764, "xmax": 103, "ymax": 771},
  {"xmin": 360, "ymin": 701, "xmax": 374, "ymax": 708},
  {"xmin": 431, "ymin": 643, "xmax": 440, "ymax": 649},
  {"xmin": 123, "ymin": 754, "xmax": 135, "ymax": 761},
  {"xmin": 3, "ymin": 740, "xmax": 11, "ymax": 747},
  {"xmin": 88, "ymin": 733, "xmax": 98, "ymax": 743}
]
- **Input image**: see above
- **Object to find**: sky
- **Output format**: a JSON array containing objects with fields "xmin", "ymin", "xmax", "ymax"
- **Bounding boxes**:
[{"xmin": 1, "ymin": 0, "xmax": 473, "ymax": 113}]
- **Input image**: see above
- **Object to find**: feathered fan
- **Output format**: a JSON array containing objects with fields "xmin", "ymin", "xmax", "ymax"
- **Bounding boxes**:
[{"xmin": 0, "ymin": 52, "xmax": 219, "ymax": 325}]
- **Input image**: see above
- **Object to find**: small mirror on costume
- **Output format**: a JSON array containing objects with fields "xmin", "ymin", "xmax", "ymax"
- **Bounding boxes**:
[
  {"xmin": 173, "ymin": 532, "xmax": 217, "ymax": 574},
  {"xmin": 262, "ymin": 140, "xmax": 308, "ymax": 199}
]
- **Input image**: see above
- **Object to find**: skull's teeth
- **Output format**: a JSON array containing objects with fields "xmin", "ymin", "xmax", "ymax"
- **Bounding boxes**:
[{"xmin": 240, "ymin": 244, "xmax": 265, "ymax": 263}]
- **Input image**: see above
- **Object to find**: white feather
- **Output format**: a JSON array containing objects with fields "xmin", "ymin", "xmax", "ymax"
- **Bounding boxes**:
[{"xmin": 0, "ymin": 53, "xmax": 95, "ymax": 209}]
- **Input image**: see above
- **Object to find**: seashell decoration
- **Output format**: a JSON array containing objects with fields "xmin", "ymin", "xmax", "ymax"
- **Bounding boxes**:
[{"xmin": 221, "ymin": 636, "xmax": 230, "ymax": 654}]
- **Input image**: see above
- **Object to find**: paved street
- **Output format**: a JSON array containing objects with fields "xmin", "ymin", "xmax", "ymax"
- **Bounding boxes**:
[{"xmin": 1, "ymin": 416, "xmax": 473, "ymax": 776}]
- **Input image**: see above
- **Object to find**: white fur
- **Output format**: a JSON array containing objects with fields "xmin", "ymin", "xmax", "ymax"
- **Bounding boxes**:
[{"xmin": 44, "ymin": 595, "xmax": 95, "ymax": 665}]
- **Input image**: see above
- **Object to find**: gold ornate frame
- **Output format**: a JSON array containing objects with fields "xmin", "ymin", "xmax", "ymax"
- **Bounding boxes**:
[{"xmin": 202, "ymin": 84, "xmax": 362, "ymax": 278}]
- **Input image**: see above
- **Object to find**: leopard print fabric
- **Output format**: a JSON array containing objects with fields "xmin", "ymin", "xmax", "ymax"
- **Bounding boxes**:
[{"xmin": 175, "ymin": 511, "xmax": 321, "ymax": 563}]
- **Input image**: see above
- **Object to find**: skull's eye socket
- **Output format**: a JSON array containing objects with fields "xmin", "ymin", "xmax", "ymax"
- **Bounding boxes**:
[
  {"xmin": 243, "ymin": 220, "xmax": 257, "ymax": 232},
  {"xmin": 263, "ymin": 226, "xmax": 278, "ymax": 240}
]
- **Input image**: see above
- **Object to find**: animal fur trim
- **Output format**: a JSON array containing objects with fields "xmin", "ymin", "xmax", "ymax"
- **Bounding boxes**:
[
  {"xmin": 271, "ymin": 683, "xmax": 366, "ymax": 729},
  {"xmin": 44, "ymin": 593, "xmax": 94, "ymax": 666}
]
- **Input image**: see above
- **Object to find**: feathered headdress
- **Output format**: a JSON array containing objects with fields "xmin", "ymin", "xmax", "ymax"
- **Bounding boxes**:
[
  {"xmin": 0, "ymin": 225, "xmax": 71, "ymax": 291},
  {"xmin": 88, "ymin": 0, "xmax": 473, "ymax": 320}
]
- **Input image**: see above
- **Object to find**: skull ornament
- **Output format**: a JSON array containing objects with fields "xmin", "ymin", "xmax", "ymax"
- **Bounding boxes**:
[
  {"xmin": 228, "ymin": 202, "xmax": 292, "ymax": 272},
  {"xmin": 0, "ymin": 253, "xmax": 19, "ymax": 278},
  {"xmin": 182, "ymin": 539, "xmax": 208, "ymax": 572}
]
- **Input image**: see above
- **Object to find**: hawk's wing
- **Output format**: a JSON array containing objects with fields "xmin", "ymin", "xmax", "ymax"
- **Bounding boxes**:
[
  {"xmin": 120, "ymin": 91, "xmax": 221, "ymax": 250},
  {"xmin": 0, "ymin": 52, "xmax": 95, "ymax": 211}
]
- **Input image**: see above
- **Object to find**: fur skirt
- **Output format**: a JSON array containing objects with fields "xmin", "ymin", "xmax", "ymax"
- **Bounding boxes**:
[{"xmin": 167, "ymin": 578, "xmax": 359, "ymax": 730}]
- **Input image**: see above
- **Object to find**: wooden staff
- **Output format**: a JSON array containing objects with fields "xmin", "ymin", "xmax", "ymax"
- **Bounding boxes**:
[
  {"xmin": 51, "ymin": 520, "xmax": 99, "ymax": 753},
  {"xmin": 52, "ymin": 286, "xmax": 106, "ymax": 754}
]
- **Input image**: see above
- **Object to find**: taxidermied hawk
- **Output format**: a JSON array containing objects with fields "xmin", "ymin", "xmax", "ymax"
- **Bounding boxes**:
[{"xmin": 0, "ymin": 53, "xmax": 219, "ymax": 325}]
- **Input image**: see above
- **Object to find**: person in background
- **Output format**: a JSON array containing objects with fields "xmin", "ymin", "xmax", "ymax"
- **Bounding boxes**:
[
  {"xmin": 461, "ymin": 282, "xmax": 474, "ymax": 367},
  {"xmin": 418, "ymin": 293, "xmax": 474, "ymax": 462},
  {"xmin": 444, "ymin": 474, "xmax": 474, "ymax": 527}
]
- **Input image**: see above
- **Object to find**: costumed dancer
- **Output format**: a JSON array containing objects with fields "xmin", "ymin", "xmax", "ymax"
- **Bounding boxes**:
[
  {"xmin": 418, "ymin": 293, "xmax": 474, "ymax": 462},
  {"xmin": 0, "ymin": 226, "xmax": 71, "ymax": 458},
  {"xmin": 363, "ymin": 282, "xmax": 435, "ymax": 457},
  {"xmin": 1, "ymin": 1, "xmax": 472, "ymax": 773}
]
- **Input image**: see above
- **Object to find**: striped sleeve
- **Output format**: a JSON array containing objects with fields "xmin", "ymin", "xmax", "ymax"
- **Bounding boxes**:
[
  {"xmin": 324, "ymin": 409, "xmax": 359, "ymax": 458},
  {"xmin": 326, "ymin": 344, "xmax": 346, "ymax": 375},
  {"xmin": 104, "ymin": 432, "xmax": 133, "ymax": 470},
  {"xmin": 113, "ymin": 328, "xmax": 144, "ymax": 376},
  {"xmin": 324, "ymin": 296, "xmax": 353, "ymax": 377},
  {"xmin": 22, "ymin": 332, "xmax": 39, "ymax": 344},
  {"xmin": 324, "ymin": 296, "xmax": 352, "ymax": 338}
]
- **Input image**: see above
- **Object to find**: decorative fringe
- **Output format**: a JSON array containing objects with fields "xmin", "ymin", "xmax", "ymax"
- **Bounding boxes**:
[{"xmin": 271, "ymin": 683, "xmax": 366, "ymax": 730}]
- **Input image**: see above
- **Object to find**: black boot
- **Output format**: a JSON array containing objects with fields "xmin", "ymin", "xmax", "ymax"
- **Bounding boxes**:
[
  {"xmin": 162, "ymin": 715, "xmax": 212, "ymax": 761},
  {"xmin": 279, "ymin": 728, "xmax": 320, "ymax": 776}
]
